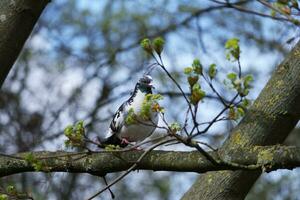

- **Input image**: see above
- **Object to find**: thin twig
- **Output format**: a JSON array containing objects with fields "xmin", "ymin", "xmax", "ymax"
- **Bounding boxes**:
[{"xmin": 86, "ymin": 138, "xmax": 175, "ymax": 200}]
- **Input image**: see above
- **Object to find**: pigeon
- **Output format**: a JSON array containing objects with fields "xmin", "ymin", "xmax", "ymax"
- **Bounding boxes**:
[{"xmin": 102, "ymin": 75, "xmax": 159, "ymax": 147}]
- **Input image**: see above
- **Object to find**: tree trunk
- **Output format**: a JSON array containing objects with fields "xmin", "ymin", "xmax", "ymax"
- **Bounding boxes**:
[
  {"xmin": 0, "ymin": 0, "xmax": 50, "ymax": 87},
  {"xmin": 182, "ymin": 42, "xmax": 300, "ymax": 200}
]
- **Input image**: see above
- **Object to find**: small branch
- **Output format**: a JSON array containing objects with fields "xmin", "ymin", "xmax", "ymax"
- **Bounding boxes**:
[
  {"xmin": 257, "ymin": 0, "xmax": 294, "ymax": 21},
  {"xmin": 86, "ymin": 139, "xmax": 173, "ymax": 200},
  {"xmin": 211, "ymin": 0, "xmax": 295, "ymax": 23}
]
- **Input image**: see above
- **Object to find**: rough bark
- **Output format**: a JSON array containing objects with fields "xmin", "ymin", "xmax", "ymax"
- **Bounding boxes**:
[
  {"xmin": 0, "ymin": 0, "xmax": 50, "ymax": 87},
  {"xmin": 182, "ymin": 42, "xmax": 300, "ymax": 200},
  {"xmin": 0, "ymin": 145, "xmax": 300, "ymax": 177}
]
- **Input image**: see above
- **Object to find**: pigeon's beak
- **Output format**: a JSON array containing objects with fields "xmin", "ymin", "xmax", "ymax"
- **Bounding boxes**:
[{"xmin": 149, "ymin": 83, "xmax": 155, "ymax": 89}]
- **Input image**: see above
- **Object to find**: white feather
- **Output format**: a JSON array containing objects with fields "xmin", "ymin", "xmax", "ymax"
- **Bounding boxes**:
[{"xmin": 104, "ymin": 89, "xmax": 158, "ymax": 143}]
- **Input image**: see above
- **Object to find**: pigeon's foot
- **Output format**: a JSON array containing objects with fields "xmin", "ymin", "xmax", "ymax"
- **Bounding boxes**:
[{"xmin": 121, "ymin": 138, "xmax": 130, "ymax": 145}]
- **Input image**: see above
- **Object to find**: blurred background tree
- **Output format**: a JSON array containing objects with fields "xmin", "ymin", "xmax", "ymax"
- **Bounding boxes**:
[{"xmin": 0, "ymin": 0, "xmax": 299, "ymax": 199}]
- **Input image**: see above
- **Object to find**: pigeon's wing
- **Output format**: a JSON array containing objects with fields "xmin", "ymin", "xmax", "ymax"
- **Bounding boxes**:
[
  {"xmin": 104, "ymin": 102, "xmax": 127, "ymax": 139},
  {"xmin": 111, "ymin": 102, "xmax": 127, "ymax": 132},
  {"xmin": 102, "ymin": 102, "xmax": 129, "ymax": 147}
]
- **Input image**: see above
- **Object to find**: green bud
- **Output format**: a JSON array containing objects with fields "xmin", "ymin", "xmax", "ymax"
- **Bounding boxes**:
[
  {"xmin": 190, "ymin": 83, "xmax": 205, "ymax": 105},
  {"xmin": 75, "ymin": 120, "xmax": 85, "ymax": 136},
  {"xmin": 64, "ymin": 125, "xmax": 73, "ymax": 137},
  {"xmin": 208, "ymin": 64, "xmax": 217, "ymax": 79},
  {"xmin": 140, "ymin": 38, "xmax": 153, "ymax": 54},
  {"xmin": 228, "ymin": 106, "xmax": 236, "ymax": 120},
  {"xmin": 188, "ymin": 76, "xmax": 199, "ymax": 87},
  {"xmin": 153, "ymin": 37, "xmax": 165, "ymax": 55},
  {"xmin": 192, "ymin": 59, "xmax": 203, "ymax": 74},
  {"xmin": 184, "ymin": 67, "xmax": 193, "ymax": 75}
]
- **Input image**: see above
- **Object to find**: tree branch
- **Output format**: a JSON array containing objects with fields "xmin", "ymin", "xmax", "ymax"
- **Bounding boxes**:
[
  {"xmin": 0, "ymin": 0, "xmax": 50, "ymax": 88},
  {"xmin": 1, "ymin": 145, "xmax": 300, "ymax": 178}
]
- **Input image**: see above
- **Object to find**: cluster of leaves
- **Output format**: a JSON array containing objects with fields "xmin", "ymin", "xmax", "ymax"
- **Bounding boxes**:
[
  {"xmin": 225, "ymin": 38, "xmax": 253, "ymax": 120},
  {"xmin": 225, "ymin": 73, "xmax": 253, "ymax": 97},
  {"xmin": 24, "ymin": 153, "xmax": 48, "ymax": 171},
  {"xmin": 141, "ymin": 37, "xmax": 165, "ymax": 56},
  {"xmin": 182, "ymin": 38, "xmax": 253, "ymax": 121},
  {"xmin": 228, "ymin": 99, "xmax": 250, "ymax": 120},
  {"xmin": 183, "ymin": 59, "xmax": 207, "ymax": 105},
  {"xmin": 104, "ymin": 144, "xmax": 122, "ymax": 151},
  {"xmin": 125, "ymin": 94, "xmax": 164, "ymax": 125},
  {"xmin": 125, "ymin": 108, "xmax": 138, "ymax": 125},
  {"xmin": 0, "ymin": 185, "xmax": 32, "ymax": 200},
  {"xmin": 64, "ymin": 120, "xmax": 86, "ymax": 148},
  {"xmin": 170, "ymin": 122, "xmax": 181, "ymax": 133},
  {"xmin": 225, "ymin": 38, "xmax": 240, "ymax": 61}
]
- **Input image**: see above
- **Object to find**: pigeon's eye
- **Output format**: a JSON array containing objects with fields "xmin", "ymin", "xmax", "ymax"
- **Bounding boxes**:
[
  {"xmin": 141, "ymin": 75, "xmax": 153, "ymax": 84},
  {"xmin": 140, "ymin": 76, "xmax": 152, "ymax": 85}
]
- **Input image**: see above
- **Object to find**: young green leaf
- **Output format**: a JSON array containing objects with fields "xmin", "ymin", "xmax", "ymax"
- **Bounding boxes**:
[
  {"xmin": 190, "ymin": 83, "xmax": 205, "ymax": 105},
  {"xmin": 184, "ymin": 67, "xmax": 193, "ymax": 75},
  {"xmin": 125, "ymin": 108, "xmax": 137, "ymax": 125},
  {"xmin": 170, "ymin": 122, "xmax": 181, "ymax": 133},
  {"xmin": 192, "ymin": 59, "xmax": 203, "ymax": 75},
  {"xmin": 227, "ymin": 72, "xmax": 237, "ymax": 81},
  {"xmin": 63, "ymin": 121, "xmax": 86, "ymax": 148},
  {"xmin": 242, "ymin": 98, "xmax": 251, "ymax": 108},
  {"xmin": 243, "ymin": 74, "xmax": 254, "ymax": 88},
  {"xmin": 188, "ymin": 76, "xmax": 199, "ymax": 87},
  {"xmin": 140, "ymin": 94, "xmax": 164, "ymax": 120},
  {"xmin": 208, "ymin": 64, "xmax": 217, "ymax": 79},
  {"xmin": 225, "ymin": 38, "xmax": 240, "ymax": 61}
]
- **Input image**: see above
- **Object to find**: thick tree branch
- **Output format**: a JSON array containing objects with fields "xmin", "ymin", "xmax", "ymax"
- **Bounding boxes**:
[
  {"xmin": 182, "ymin": 42, "xmax": 300, "ymax": 199},
  {"xmin": 1, "ymin": 145, "xmax": 300, "ymax": 177},
  {"xmin": 0, "ymin": 0, "xmax": 50, "ymax": 87}
]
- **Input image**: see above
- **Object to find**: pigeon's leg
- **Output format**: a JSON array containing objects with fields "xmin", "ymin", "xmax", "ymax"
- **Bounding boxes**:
[{"xmin": 121, "ymin": 138, "xmax": 130, "ymax": 145}]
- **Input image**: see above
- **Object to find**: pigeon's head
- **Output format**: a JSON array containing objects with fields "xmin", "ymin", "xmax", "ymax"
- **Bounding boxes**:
[
  {"xmin": 139, "ymin": 75, "xmax": 153, "ymax": 87},
  {"xmin": 137, "ymin": 75, "xmax": 154, "ymax": 92}
]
